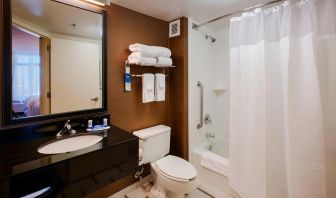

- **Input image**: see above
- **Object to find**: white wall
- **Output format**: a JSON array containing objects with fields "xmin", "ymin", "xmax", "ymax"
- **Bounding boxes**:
[
  {"xmin": 213, "ymin": 28, "xmax": 230, "ymax": 154},
  {"xmin": 50, "ymin": 34, "xmax": 102, "ymax": 114},
  {"xmin": 188, "ymin": 19, "xmax": 230, "ymax": 158}
]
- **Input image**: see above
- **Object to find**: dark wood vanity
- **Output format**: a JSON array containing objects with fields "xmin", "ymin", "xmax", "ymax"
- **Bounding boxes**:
[{"xmin": 0, "ymin": 120, "xmax": 138, "ymax": 197}]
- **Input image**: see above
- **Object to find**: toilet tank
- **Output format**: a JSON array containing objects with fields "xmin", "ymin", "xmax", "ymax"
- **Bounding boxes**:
[{"xmin": 133, "ymin": 125, "xmax": 171, "ymax": 165}]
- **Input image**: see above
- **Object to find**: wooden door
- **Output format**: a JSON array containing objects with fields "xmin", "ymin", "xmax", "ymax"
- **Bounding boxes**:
[{"xmin": 40, "ymin": 37, "xmax": 51, "ymax": 115}]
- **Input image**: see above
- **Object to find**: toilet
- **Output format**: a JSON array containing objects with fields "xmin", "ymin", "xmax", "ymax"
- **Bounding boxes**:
[{"xmin": 133, "ymin": 125, "xmax": 198, "ymax": 198}]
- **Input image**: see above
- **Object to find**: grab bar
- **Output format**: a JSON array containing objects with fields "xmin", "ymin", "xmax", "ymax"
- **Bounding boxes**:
[{"xmin": 197, "ymin": 81, "xmax": 204, "ymax": 129}]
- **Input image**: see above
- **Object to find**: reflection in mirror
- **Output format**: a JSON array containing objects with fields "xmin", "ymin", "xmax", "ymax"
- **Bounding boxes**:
[{"xmin": 11, "ymin": 0, "xmax": 103, "ymax": 119}]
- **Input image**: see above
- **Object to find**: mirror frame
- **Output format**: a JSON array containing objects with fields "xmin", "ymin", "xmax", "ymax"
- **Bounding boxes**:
[{"xmin": 2, "ymin": 0, "xmax": 108, "ymax": 126}]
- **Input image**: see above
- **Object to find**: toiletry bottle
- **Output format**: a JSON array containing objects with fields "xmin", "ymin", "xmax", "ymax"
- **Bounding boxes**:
[
  {"xmin": 103, "ymin": 118, "xmax": 108, "ymax": 127},
  {"xmin": 88, "ymin": 120, "xmax": 93, "ymax": 129}
]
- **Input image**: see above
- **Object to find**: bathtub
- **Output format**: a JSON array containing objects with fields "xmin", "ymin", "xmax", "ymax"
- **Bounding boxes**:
[{"xmin": 191, "ymin": 142, "xmax": 239, "ymax": 198}]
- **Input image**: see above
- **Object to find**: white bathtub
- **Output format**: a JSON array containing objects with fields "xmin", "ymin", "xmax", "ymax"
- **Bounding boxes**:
[{"xmin": 191, "ymin": 142, "xmax": 239, "ymax": 198}]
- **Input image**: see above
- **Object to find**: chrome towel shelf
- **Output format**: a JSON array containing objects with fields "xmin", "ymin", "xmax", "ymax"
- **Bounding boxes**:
[
  {"xmin": 124, "ymin": 61, "xmax": 174, "ymax": 92},
  {"xmin": 131, "ymin": 74, "xmax": 169, "ymax": 78}
]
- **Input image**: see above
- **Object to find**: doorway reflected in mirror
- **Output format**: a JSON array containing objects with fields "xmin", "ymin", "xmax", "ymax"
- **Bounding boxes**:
[{"xmin": 10, "ymin": 0, "xmax": 104, "ymax": 120}]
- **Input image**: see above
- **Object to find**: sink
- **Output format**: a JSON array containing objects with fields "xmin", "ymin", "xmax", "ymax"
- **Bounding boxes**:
[{"xmin": 38, "ymin": 134, "xmax": 103, "ymax": 154}]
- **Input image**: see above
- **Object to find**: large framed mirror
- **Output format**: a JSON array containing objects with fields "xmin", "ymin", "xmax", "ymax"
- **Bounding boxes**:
[{"xmin": 3, "ymin": 0, "xmax": 107, "ymax": 126}]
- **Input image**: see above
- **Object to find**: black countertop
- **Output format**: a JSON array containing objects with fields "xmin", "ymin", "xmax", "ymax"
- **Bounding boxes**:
[{"xmin": 0, "ymin": 125, "xmax": 138, "ymax": 180}]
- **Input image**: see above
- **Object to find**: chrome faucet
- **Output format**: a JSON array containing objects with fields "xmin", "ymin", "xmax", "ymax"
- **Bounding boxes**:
[
  {"xmin": 56, "ymin": 120, "xmax": 76, "ymax": 137},
  {"xmin": 205, "ymin": 132, "xmax": 215, "ymax": 151},
  {"xmin": 204, "ymin": 114, "xmax": 213, "ymax": 125},
  {"xmin": 205, "ymin": 132, "xmax": 215, "ymax": 139}
]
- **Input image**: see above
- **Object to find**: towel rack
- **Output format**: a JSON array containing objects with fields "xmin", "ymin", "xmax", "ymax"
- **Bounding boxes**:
[
  {"xmin": 131, "ymin": 74, "xmax": 169, "ymax": 78},
  {"xmin": 125, "ymin": 60, "xmax": 176, "ymax": 68},
  {"xmin": 124, "ymin": 61, "xmax": 173, "ymax": 92}
]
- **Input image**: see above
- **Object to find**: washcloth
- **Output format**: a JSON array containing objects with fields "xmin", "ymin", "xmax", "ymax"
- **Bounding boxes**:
[
  {"xmin": 155, "ymin": 73, "xmax": 165, "ymax": 101},
  {"xmin": 142, "ymin": 73, "xmax": 155, "ymax": 103}
]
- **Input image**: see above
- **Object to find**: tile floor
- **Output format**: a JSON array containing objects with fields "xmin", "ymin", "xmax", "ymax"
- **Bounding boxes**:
[{"xmin": 125, "ymin": 187, "xmax": 213, "ymax": 198}]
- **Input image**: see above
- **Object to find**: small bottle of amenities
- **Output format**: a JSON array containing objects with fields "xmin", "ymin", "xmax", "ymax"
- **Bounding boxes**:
[
  {"xmin": 88, "ymin": 120, "xmax": 93, "ymax": 129},
  {"xmin": 103, "ymin": 118, "xmax": 108, "ymax": 127}
]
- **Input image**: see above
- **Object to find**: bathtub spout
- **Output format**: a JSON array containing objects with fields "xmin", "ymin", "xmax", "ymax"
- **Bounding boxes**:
[
  {"xmin": 205, "ymin": 133, "xmax": 215, "ymax": 151},
  {"xmin": 209, "ymin": 144, "xmax": 213, "ymax": 151}
]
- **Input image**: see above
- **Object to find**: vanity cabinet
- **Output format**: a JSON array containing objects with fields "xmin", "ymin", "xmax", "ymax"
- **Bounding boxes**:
[{"xmin": 0, "ymin": 126, "xmax": 139, "ymax": 198}]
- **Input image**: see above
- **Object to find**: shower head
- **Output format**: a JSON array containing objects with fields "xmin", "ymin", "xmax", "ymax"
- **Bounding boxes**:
[{"xmin": 205, "ymin": 34, "xmax": 216, "ymax": 43}]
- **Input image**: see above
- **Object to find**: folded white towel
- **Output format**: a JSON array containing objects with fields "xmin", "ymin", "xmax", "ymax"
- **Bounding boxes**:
[
  {"xmin": 155, "ymin": 57, "xmax": 173, "ymax": 67},
  {"xmin": 128, "ymin": 55, "xmax": 157, "ymax": 66},
  {"xmin": 129, "ymin": 43, "xmax": 172, "ymax": 58},
  {"xmin": 154, "ymin": 46, "xmax": 172, "ymax": 57},
  {"xmin": 155, "ymin": 73, "xmax": 165, "ymax": 101},
  {"xmin": 201, "ymin": 151, "xmax": 229, "ymax": 176},
  {"xmin": 142, "ymin": 73, "xmax": 155, "ymax": 103},
  {"xmin": 129, "ymin": 43, "xmax": 158, "ymax": 58},
  {"xmin": 128, "ymin": 52, "xmax": 147, "ymax": 59}
]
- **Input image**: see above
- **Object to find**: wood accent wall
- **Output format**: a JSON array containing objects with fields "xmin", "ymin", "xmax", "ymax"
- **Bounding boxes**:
[
  {"xmin": 106, "ymin": 5, "xmax": 189, "ymax": 159},
  {"xmin": 168, "ymin": 17, "xmax": 189, "ymax": 159},
  {"xmin": 107, "ymin": 4, "xmax": 170, "ymax": 132},
  {"xmin": 104, "ymin": 5, "xmax": 190, "ymax": 194}
]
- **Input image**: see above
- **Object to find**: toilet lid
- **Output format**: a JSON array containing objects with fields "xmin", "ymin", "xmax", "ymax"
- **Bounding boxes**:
[{"xmin": 155, "ymin": 155, "xmax": 197, "ymax": 181}]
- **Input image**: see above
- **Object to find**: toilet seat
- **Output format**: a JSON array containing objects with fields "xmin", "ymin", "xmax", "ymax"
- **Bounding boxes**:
[{"xmin": 154, "ymin": 155, "xmax": 197, "ymax": 182}]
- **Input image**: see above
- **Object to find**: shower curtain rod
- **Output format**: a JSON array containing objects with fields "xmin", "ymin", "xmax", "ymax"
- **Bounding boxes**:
[{"xmin": 192, "ymin": 0, "xmax": 283, "ymax": 29}]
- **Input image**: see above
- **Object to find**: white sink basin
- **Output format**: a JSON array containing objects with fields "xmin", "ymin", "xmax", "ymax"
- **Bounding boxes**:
[{"xmin": 38, "ymin": 134, "xmax": 103, "ymax": 154}]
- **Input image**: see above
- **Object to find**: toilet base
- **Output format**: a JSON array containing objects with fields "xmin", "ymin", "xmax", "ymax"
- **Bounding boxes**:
[
  {"xmin": 148, "ymin": 180, "xmax": 167, "ymax": 198},
  {"xmin": 148, "ymin": 187, "xmax": 187, "ymax": 198},
  {"xmin": 149, "ymin": 162, "xmax": 198, "ymax": 198}
]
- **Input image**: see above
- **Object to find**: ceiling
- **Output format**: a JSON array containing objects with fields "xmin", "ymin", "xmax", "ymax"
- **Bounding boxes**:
[
  {"xmin": 12, "ymin": 0, "xmax": 103, "ymax": 40},
  {"xmin": 111, "ymin": 0, "xmax": 274, "ymax": 29}
]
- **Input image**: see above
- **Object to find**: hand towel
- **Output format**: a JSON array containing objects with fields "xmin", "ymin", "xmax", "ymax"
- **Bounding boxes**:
[
  {"xmin": 155, "ymin": 57, "xmax": 173, "ymax": 67},
  {"xmin": 155, "ymin": 73, "xmax": 165, "ymax": 101},
  {"xmin": 128, "ymin": 55, "xmax": 157, "ymax": 66},
  {"xmin": 129, "ymin": 43, "xmax": 158, "ymax": 58},
  {"xmin": 142, "ymin": 73, "xmax": 155, "ymax": 103},
  {"xmin": 201, "ymin": 151, "xmax": 229, "ymax": 176}
]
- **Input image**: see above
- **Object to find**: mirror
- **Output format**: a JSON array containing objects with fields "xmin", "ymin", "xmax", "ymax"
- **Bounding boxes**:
[{"xmin": 3, "ymin": 0, "xmax": 107, "ymax": 125}]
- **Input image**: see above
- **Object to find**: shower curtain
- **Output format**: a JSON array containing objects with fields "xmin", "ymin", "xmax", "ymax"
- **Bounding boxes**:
[{"xmin": 229, "ymin": 0, "xmax": 336, "ymax": 198}]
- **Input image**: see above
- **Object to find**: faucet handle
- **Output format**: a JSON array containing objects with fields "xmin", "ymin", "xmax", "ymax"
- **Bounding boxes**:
[
  {"xmin": 57, "ymin": 120, "xmax": 72, "ymax": 137},
  {"xmin": 64, "ymin": 120, "xmax": 71, "ymax": 128},
  {"xmin": 205, "ymin": 132, "xmax": 215, "ymax": 138},
  {"xmin": 204, "ymin": 114, "xmax": 213, "ymax": 125}
]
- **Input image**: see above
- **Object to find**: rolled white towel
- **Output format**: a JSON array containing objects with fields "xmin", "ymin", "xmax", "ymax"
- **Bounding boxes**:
[
  {"xmin": 128, "ymin": 56, "xmax": 157, "ymax": 66},
  {"xmin": 129, "ymin": 43, "xmax": 158, "ymax": 58},
  {"xmin": 153, "ymin": 46, "xmax": 172, "ymax": 57},
  {"xmin": 155, "ymin": 57, "xmax": 172, "ymax": 67},
  {"xmin": 128, "ymin": 52, "xmax": 148, "ymax": 59},
  {"xmin": 129, "ymin": 44, "xmax": 172, "ymax": 58}
]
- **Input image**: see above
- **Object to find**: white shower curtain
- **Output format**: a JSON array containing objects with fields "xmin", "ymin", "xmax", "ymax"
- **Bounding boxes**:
[{"xmin": 229, "ymin": 0, "xmax": 336, "ymax": 198}]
